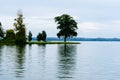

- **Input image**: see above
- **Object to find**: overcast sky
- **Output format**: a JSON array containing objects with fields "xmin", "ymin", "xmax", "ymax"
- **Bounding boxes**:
[{"xmin": 0, "ymin": 0, "xmax": 120, "ymax": 38}]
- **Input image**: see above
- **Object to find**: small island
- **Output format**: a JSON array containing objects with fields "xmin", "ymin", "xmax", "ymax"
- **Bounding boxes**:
[{"xmin": 0, "ymin": 11, "xmax": 79, "ymax": 45}]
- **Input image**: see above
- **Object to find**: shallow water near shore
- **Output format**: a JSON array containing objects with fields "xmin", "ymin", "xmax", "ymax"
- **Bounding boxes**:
[{"xmin": 0, "ymin": 42, "xmax": 120, "ymax": 80}]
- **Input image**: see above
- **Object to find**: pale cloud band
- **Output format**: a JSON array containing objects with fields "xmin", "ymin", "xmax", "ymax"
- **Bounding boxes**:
[{"xmin": 0, "ymin": 0, "xmax": 120, "ymax": 38}]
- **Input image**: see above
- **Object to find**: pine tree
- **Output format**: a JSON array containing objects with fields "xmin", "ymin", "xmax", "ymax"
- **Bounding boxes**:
[
  {"xmin": 42, "ymin": 30, "xmax": 47, "ymax": 41},
  {"xmin": 28, "ymin": 31, "xmax": 32, "ymax": 41}
]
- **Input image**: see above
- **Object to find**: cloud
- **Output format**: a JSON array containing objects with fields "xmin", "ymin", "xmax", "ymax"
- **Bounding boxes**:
[
  {"xmin": 77, "ymin": 20, "xmax": 120, "ymax": 38},
  {"xmin": 111, "ymin": 20, "xmax": 120, "ymax": 24},
  {"xmin": 1, "ymin": 0, "xmax": 120, "ymax": 37},
  {"xmin": 78, "ymin": 22, "xmax": 100, "ymax": 32},
  {"xmin": 24, "ymin": 16, "xmax": 57, "ymax": 37},
  {"xmin": 0, "ymin": 16, "xmax": 15, "ymax": 30}
]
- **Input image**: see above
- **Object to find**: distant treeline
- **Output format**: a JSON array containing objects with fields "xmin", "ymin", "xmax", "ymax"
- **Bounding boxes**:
[{"xmin": 32, "ymin": 37, "xmax": 120, "ymax": 41}]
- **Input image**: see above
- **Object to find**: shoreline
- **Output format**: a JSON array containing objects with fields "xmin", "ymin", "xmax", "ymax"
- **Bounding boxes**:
[
  {"xmin": 0, "ymin": 41, "xmax": 80, "ymax": 45},
  {"xmin": 26, "ymin": 41, "xmax": 80, "ymax": 44}
]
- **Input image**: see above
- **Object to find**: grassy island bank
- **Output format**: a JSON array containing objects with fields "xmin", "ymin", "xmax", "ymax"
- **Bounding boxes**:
[
  {"xmin": 26, "ymin": 41, "xmax": 80, "ymax": 44},
  {"xmin": 0, "ymin": 40, "xmax": 80, "ymax": 45}
]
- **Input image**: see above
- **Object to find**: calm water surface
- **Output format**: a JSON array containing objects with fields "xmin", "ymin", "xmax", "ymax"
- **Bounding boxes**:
[{"xmin": 0, "ymin": 42, "xmax": 120, "ymax": 80}]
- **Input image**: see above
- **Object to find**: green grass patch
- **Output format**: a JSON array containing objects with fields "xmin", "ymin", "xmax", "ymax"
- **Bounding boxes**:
[
  {"xmin": 0, "ymin": 40, "xmax": 16, "ymax": 45},
  {"xmin": 0, "ymin": 40, "xmax": 80, "ymax": 45},
  {"xmin": 26, "ymin": 41, "xmax": 80, "ymax": 44}
]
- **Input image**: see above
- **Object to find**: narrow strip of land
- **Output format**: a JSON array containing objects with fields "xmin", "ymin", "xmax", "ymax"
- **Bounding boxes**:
[{"xmin": 26, "ymin": 41, "xmax": 80, "ymax": 44}]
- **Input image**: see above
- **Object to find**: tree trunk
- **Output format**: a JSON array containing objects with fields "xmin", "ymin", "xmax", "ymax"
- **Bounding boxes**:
[{"xmin": 64, "ymin": 35, "xmax": 67, "ymax": 42}]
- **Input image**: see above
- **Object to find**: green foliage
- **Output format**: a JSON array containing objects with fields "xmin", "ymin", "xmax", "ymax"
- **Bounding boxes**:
[
  {"xmin": 37, "ymin": 31, "xmax": 47, "ymax": 42},
  {"xmin": 5, "ymin": 29, "xmax": 15, "ymax": 41},
  {"xmin": 0, "ymin": 29, "xmax": 15, "ymax": 44},
  {"xmin": 15, "ymin": 37, "xmax": 26, "ymax": 44},
  {"xmin": 37, "ymin": 33, "xmax": 42, "ymax": 41},
  {"xmin": 14, "ymin": 11, "xmax": 26, "ymax": 44},
  {"xmin": 0, "ymin": 22, "xmax": 5, "ymax": 39},
  {"xmin": 42, "ymin": 30, "xmax": 47, "ymax": 41},
  {"xmin": 28, "ymin": 31, "xmax": 32, "ymax": 41},
  {"xmin": 54, "ymin": 14, "xmax": 78, "ymax": 42}
]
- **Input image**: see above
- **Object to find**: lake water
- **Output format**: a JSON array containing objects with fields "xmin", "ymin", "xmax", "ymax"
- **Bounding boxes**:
[{"xmin": 0, "ymin": 42, "xmax": 120, "ymax": 80}]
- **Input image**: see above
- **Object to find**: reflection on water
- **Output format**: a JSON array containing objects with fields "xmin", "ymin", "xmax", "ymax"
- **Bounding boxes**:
[
  {"xmin": 57, "ymin": 44, "xmax": 77, "ymax": 80},
  {"xmin": 0, "ymin": 45, "xmax": 26, "ymax": 80},
  {"xmin": 1, "ymin": 42, "xmax": 120, "ymax": 80},
  {"xmin": 36, "ymin": 44, "xmax": 46, "ymax": 67},
  {"xmin": 0, "ymin": 45, "xmax": 4, "ymax": 75},
  {"xmin": 25, "ymin": 44, "xmax": 47, "ymax": 80},
  {"xmin": 37, "ymin": 44, "xmax": 46, "ymax": 54},
  {"xmin": 0, "ymin": 45, "xmax": 3, "ymax": 64},
  {"xmin": 14, "ymin": 45, "xmax": 25, "ymax": 77}
]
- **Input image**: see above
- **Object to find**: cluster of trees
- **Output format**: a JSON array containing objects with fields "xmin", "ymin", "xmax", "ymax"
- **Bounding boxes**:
[
  {"xmin": 37, "ymin": 30, "xmax": 47, "ymax": 41},
  {"xmin": 14, "ymin": 12, "xmax": 26, "ymax": 44},
  {"xmin": 0, "ymin": 12, "xmax": 26, "ymax": 44},
  {"xmin": 0, "ymin": 12, "xmax": 78, "ymax": 44},
  {"xmin": 28, "ymin": 30, "xmax": 47, "ymax": 42}
]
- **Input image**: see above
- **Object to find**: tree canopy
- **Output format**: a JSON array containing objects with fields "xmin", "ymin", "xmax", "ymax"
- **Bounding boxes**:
[
  {"xmin": 54, "ymin": 14, "xmax": 78, "ymax": 42},
  {"xmin": 0, "ymin": 22, "xmax": 4, "ymax": 39},
  {"xmin": 14, "ymin": 11, "xmax": 26, "ymax": 44},
  {"xmin": 28, "ymin": 31, "xmax": 32, "ymax": 41},
  {"xmin": 5, "ymin": 29, "xmax": 15, "ymax": 41},
  {"xmin": 42, "ymin": 30, "xmax": 47, "ymax": 41},
  {"xmin": 37, "ymin": 32, "xmax": 42, "ymax": 41}
]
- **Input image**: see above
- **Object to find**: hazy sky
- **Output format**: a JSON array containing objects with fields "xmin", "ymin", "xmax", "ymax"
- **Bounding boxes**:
[{"xmin": 0, "ymin": 0, "xmax": 120, "ymax": 38}]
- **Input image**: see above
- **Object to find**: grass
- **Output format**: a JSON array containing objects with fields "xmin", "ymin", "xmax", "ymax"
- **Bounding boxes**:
[
  {"xmin": 0, "ymin": 40, "xmax": 80, "ymax": 45},
  {"xmin": 0, "ymin": 40, "xmax": 16, "ymax": 45},
  {"xmin": 26, "ymin": 41, "xmax": 80, "ymax": 44}
]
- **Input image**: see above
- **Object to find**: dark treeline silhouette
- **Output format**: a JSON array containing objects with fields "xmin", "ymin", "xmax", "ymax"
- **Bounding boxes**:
[
  {"xmin": 37, "ymin": 30, "xmax": 47, "ymax": 42},
  {"xmin": 28, "ymin": 30, "xmax": 47, "ymax": 42}
]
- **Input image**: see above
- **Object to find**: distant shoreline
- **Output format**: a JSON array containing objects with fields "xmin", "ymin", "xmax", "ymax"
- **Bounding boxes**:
[{"xmin": 32, "ymin": 37, "xmax": 120, "ymax": 41}]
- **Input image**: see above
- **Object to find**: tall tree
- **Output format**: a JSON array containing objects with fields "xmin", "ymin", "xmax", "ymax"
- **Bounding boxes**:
[
  {"xmin": 54, "ymin": 14, "xmax": 78, "ymax": 42},
  {"xmin": 0, "ymin": 22, "xmax": 4, "ymax": 39},
  {"xmin": 42, "ymin": 30, "xmax": 47, "ymax": 41},
  {"xmin": 37, "ymin": 33, "xmax": 42, "ymax": 41},
  {"xmin": 14, "ymin": 10, "xmax": 26, "ymax": 44},
  {"xmin": 28, "ymin": 31, "xmax": 32, "ymax": 41}
]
